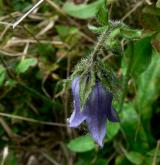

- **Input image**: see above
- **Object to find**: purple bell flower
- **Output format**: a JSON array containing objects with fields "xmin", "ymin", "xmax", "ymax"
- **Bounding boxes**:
[{"xmin": 68, "ymin": 77, "xmax": 119, "ymax": 147}]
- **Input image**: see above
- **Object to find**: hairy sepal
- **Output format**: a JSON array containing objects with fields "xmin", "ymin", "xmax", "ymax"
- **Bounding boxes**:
[{"xmin": 79, "ymin": 71, "xmax": 96, "ymax": 112}]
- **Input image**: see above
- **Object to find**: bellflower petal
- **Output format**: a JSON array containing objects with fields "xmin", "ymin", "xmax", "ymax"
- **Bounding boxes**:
[
  {"xmin": 84, "ymin": 82, "xmax": 112, "ymax": 146},
  {"xmin": 68, "ymin": 77, "xmax": 86, "ymax": 127}
]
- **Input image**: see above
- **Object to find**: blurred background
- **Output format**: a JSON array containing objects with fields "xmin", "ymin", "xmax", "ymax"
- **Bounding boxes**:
[{"xmin": 0, "ymin": 0, "xmax": 160, "ymax": 164}]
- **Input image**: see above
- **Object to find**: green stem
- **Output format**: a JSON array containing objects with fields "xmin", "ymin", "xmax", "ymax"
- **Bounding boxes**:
[
  {"xmin": 91, "ymin": 29, "xmax": 109, "ymax": 61},
  {"xmin": 119, "ymin": 41, "xmax": 134, "ymax": 112},
  {"xmin": 0, "ymin": 112, "xmax": 66, "ymax": 127},
  {"xmin": 91, "ymin": 24, "xmax": 119, "ymax": 62}
]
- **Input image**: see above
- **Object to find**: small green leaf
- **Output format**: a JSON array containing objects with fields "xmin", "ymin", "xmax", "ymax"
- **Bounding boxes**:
[
  {"xmin": 0, "ymin": 65, "xmax": 6, "ymax": 87},
  {"xmin": 67, "ymin": 135, "xmax": 95, "ymax": 152},
  {"xmin": 120, "ymin": 27, "xmax": 142, "ymax": 39},
  {"xmin": 96, "ymin": 1, "xmax": 108, "ymax": 25},
  {"xmin": 56, "ymin": 25, "xmax": 78, "ymax": 38},
  {"xmin": 63, "ymin": 0, "xmax": 104, "ymax": 19},
  {"xmin": 79, "ymin": 71, "xmax": 95, "ymax": 111},
  {"xmin": 5, "ymin": 79, "xmax": 16, "ymax": 87},
  {"xmin": 107, "ymin": 121, "xmax": 120, "ymax": 140},
  {"xmin": 16, "ymin": 58, "xmax": 38, "ymax": 74},
  {"xmin": 55, "ymin": 25, "xmax": 70, "ymax": 37},
  {"xmin": 88, "ymin": 24, "xmax": 108, "ymax": 33},
  {"xmin": 125, "ymin": 151, "xmax": 144, "ymax": 165}
]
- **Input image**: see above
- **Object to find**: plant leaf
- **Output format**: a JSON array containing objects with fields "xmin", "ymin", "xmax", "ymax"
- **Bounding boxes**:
[
  {"xmin": 67, "ymin": 135, "xmax": 95, "ymax": 152},
  {"xmin": 134, "ymin": 50, "xmax": 160, "ymax": 143},
  {"xmin": 125, "ymin": 151, "xmax": 144, "ymax": 165},
  {"xmin": 16, "ymin": 58, "xmax": 38, "ymax": 74},
  {"xmin": 156, "ymin": 0, "xmax": 160, "ymax": 8},
  {"xmin": 106, "ymin": 122, "xmax": 120, "ymax": 140},
  {"xmin": 63, "ymin": 0, "xmax": 104, "ymax": 19},
  {"xmin": 135, "ymin": 50, "xmax": 160, "ymax": 117},
  {"xmin": 88, "ymin": 24, "xmax": 108, "ymax": 33},
  {"xmin": 124, "ymin": 37, "xmax": 152, "ymax": 77},
  {"xmin": 120, "ymin": 27, "xmax": 142, "ymax": 39}
]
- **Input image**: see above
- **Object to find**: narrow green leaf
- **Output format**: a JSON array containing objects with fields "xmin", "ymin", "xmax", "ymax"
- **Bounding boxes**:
[
  {"xmin": 16, "ymin": 58, "xmax": 38, "ymax": 74},
  {"xmin": 63, "ymin": 0, "xmax": 104, "ymax": 19},
  {"xmin": 125, "ymin": 151, "xmax": 144, "ymax": 165},
  {"xmin": 135, "ymin": 50, "xmax": 160, "ymax": 116},
  {"xmin": 134, "ymin": 50, "xmax": 160, "ymax": 141},
  {"xmin": 121, "ymin": 103, "xmax": 149, "ymax": 151},
  {"xmin": 67, "ymin": 135, "xmax": 95, "ymax": 152}
]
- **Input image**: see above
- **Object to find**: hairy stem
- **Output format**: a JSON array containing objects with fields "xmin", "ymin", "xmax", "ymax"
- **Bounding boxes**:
[
  {"xmin": 91, "ymin": 24, "xmax": 119, "ymax": 62},
  {"xmin": 91, "ymin": 29, "xmax": 109, "ymax": 61}
]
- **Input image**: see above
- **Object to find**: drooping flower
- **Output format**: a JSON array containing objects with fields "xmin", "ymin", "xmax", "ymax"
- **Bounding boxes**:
[{"xmin": 68, "ymin": 77, "xmax": 119, "ymax": 147}]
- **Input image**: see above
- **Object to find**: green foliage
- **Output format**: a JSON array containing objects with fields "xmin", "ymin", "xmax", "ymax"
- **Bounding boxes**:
[
  {"xmin": 96, "ymin": 0, "xmax": 108, "ymax": 25},
  {"xmin": 125, "ymin": 151, "xmax": 144, "ymax": 165},
  {"xmin": 88, "ymin": 24, "xmax": 108, "ymax": 34},
  {"xmin": 120, "ymin": 27, "xmax": 142, "ymax": 39},
  {"xmin": 135, "ymin": 50, "xmax": 160, "ymax": 143},
  {"xmin": 124, "ymin": 37, "xmax": 152, "ymax": 77},
  {"xmin": 67, "ymin": 135, "xmax": 95, "ymax": 152},
  {"xmin": 63, "ymin": 0, "xmax": 104, "ymax": 19},
  {"xmin": 106, "ymin": 121, "xmax": 120, "ymax": 140},
  {"xmin": 156, "ymin": 0, "xmax": 160, "ymax": 8},
  {"xmin": 15, "ymin": 58, "xmax": 38, "ymax": 74}
]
